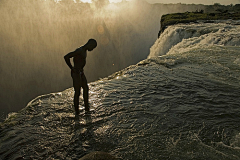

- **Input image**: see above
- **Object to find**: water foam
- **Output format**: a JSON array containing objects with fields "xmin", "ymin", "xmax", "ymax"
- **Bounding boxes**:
[{"xmin": 148, "ymin": 22, "xmax": 240, "ymax": 58}]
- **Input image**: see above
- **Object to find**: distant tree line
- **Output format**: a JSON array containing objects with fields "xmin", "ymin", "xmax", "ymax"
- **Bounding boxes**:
[{"xmin": 204, "ymin": 3, "xmax": 240, "ymax": 13}]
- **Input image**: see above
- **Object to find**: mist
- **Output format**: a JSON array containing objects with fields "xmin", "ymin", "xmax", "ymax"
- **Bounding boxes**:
[{"xmin": 0, "ymin": 0, "xmax": 205, "ymax": 121}]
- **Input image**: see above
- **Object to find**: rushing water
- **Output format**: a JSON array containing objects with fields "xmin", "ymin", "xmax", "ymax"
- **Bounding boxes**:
[{"xmin": 1, "ymin": 21, "xmax": 240, "ymax": 160}]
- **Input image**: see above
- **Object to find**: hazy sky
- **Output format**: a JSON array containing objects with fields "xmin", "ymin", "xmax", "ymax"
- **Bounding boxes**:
[{"xmin": 145, "ymin": 0, "xmax": 240, "ymax": 5}]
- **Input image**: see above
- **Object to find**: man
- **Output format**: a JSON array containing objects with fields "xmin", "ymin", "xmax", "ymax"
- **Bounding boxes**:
[{"xmin": 64, "ymin": 39, "xmax": 97, "ymax": 115}]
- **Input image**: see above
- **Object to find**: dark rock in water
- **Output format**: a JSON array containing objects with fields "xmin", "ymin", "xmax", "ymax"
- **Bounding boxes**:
[{"xmin": 79, "ymin": 151, "xmax": 118, "ymax": 160}]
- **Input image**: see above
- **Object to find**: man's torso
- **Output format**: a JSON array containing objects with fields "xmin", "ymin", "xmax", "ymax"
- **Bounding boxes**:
[{"xmin": 73, "ymin": 47, "xmax": 86, "ymax": 71}]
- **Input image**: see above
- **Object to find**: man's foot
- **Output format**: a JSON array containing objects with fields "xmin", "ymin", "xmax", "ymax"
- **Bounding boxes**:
[{"xmin": 85, "ymin": 109, "xmax": 90, "ymax": 115}]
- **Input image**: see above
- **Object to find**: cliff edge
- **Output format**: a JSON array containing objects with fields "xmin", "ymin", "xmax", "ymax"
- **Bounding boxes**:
[{"xmin": 158, "ymin": 11, "xmax": 240, "ymax": 37}]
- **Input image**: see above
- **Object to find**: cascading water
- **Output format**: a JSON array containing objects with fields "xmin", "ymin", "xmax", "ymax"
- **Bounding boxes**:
[{"xmin": 1, "ymin": 21, "xmax": 240, "ymax": 160}]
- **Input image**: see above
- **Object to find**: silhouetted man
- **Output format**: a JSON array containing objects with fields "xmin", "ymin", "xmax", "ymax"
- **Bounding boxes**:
[{"xmin": 64, "ymin": 39, "xmax": 97, "ymax": 115}]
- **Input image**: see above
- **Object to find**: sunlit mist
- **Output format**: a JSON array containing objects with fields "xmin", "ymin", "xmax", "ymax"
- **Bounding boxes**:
[
  {"xmin": 109, "ymin": 0, "xmax": 122, "ymax": 3},
  {"xmin": 0, "ymin": 0, "xmax": 213, "ymax": 121},
  {"xmin": 80, "ymin": 0, "xmax": 92, "ymax": 3},
  {"xmin": 79, "ymin": 0, "xmax": 124, "ymax": 3}
]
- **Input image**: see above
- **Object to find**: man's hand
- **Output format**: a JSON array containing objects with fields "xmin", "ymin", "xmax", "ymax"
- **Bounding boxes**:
[{"xmin": 64, "ymin": 51, "xmax": 77, "ymax": 70}]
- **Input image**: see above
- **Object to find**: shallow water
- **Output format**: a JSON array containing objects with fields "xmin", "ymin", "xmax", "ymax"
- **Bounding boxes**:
[{"xmin": 1, "ymin": 22, "xmax": 240, "ymax": 160}]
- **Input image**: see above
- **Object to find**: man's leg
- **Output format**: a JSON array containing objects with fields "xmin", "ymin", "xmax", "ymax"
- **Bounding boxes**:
[
  {"xmin": 81, "ymin": 74, "xmax": 89, "ymax": 112},
  {"xmin": 73, "ymin": 87, "xmax": 81, "ymax": 114},
  {"xmin": 72, "ymin": 72, "xmax": 81, "ymax": 114}
]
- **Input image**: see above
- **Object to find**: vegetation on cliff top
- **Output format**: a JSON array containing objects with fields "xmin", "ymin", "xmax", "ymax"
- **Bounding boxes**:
[{"xmin": 159, "ymin": 11, "xmax": 240, "ymax": 36}]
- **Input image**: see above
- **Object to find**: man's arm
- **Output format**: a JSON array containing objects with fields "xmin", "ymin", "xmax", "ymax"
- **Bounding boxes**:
[{"xmin": 64, "ymin": 51, "xmax": 76, "ymax": 70}]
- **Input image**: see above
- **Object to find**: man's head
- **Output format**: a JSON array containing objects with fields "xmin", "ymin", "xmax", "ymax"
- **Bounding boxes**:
[{"xmin": 85, "ymin": 39, "xmax": 97, "ymax": 51}]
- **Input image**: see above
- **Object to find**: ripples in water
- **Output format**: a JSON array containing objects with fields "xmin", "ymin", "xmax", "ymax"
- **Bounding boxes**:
[{"xmin": 1, "ymin": 50, "xmax": 240, "ymax": 159}]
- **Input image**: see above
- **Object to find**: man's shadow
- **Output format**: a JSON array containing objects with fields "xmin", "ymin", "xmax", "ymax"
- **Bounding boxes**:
[
  {"xmin": 73, "ymin": 114, "xmax": 95, "ymax": 152},
  {"xmin": 74, "ymin": 113, "xmax": 93, "ymax": 131}
]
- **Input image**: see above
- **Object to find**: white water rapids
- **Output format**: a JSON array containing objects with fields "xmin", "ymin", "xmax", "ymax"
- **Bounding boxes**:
[{"xmin": 1, "ymin": 21, "xmax": 240, "ymax": 160}]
